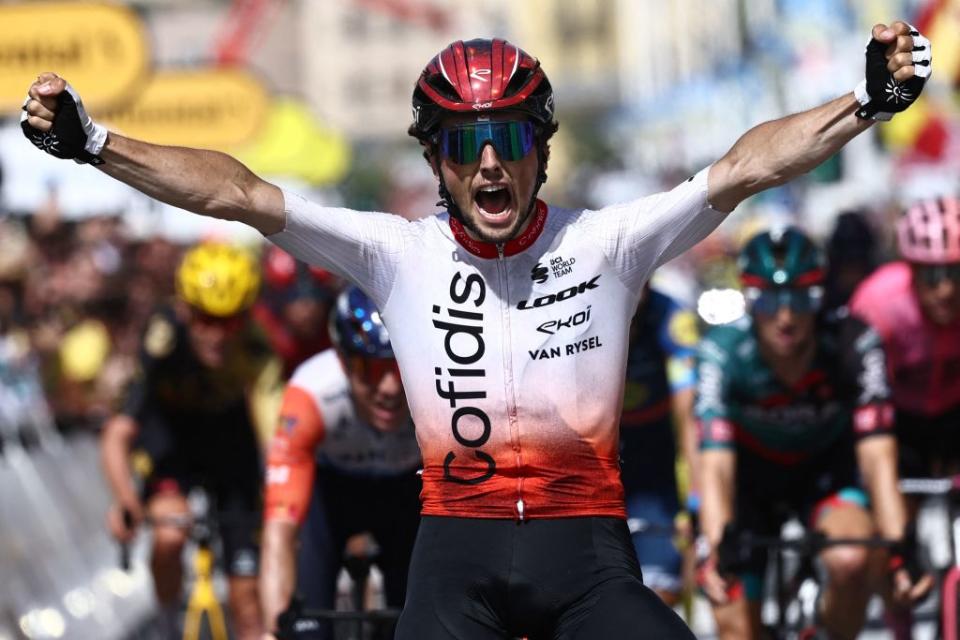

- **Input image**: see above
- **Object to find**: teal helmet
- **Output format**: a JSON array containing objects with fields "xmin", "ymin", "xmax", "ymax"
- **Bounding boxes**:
[{"xmin": 738, "ymin": 227, "xmax": 825, "ymax": 289}]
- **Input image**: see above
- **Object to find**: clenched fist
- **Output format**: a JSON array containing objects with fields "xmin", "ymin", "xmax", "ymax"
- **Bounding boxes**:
[
  {"xmin": 21, "ymin": 72, "xmax": 107, "ymax": 164},
  {"xmin": 855, "ymin": 21, "xmax": 932, "ymax": 121}
]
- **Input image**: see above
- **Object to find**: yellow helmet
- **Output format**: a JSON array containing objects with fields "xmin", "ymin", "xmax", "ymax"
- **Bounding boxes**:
[{"xmin": 176, "ymin": 242, "xmax": 261, "ymax": 317}]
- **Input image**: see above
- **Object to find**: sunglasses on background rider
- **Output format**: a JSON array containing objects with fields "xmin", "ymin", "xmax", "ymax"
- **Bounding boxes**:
[
  {"xmin": 438, "ymin": 120, "xmax": 536, "ymax": 165},
  {"xmin": 188, "ymin": 309, "xmax": 247, "ymax": 332},
  {"xmin": 345, "ymin": 355, "xmax": 401, "ymax": 386},
  {"xmin": 743, "ymin": 286, "xmax": 824, "ymax": 316},
  {"xmin": 912, "ymin": 263, "xmax": 960, "ymax": 287}
]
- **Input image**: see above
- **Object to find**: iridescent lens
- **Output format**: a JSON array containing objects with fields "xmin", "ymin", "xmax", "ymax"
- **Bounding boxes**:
[
  {"xmin": 914, "ymin": 264, "xmax": 960, "ymax": 287},
  {"xmin": 348, "ymin": 355, "xmax": 400, "ymax": 386},
  {"xmin": 440, "ymin": 121, "xmax": 535, "ymax": 164},
  {"xmin": 744, "ymin": 287, "xmax": 823, "ymax": 315}
]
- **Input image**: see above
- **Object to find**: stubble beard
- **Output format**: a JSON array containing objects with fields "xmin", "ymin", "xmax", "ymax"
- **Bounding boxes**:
[{"xmin": 459, "ymin": 198, "xmax": 535, "ymax": 245}]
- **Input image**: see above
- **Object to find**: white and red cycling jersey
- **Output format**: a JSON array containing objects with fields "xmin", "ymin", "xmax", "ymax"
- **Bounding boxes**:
[
  {"xmin": 264, "ymin": 349, "xmax": 421, "ymax": 524},
  {"xmin": 268, "ymin": 168, "xmax": 725, "ymax": 519},
  {"xmin": 849, "ymin": 261, "xmax": 960, "ymax": 417}
]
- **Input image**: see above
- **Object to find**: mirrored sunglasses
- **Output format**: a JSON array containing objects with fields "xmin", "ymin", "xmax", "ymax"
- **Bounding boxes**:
[
  {"xmin": 189, "ymin": 310, "xmax": 246, "ymax": 332},
  {"xmin": 913, "ymin": 263, "xmax": 960, "ymax": 287},
  {"xmin": 744, "ymin": 286, "xmax": 824, "ymax": 316},
  {"xmin": 345, "ymin": 355, "xmax": 401, "ymax": 386},
  {"xmin": 439, "ymin": 120, "xmax": 536, "ymax": 165}
]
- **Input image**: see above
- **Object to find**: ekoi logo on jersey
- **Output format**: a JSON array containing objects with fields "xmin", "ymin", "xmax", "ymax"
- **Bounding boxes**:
[{"xmin": 432, "ymin": 271, "xmax": 496, "ymax": 485}]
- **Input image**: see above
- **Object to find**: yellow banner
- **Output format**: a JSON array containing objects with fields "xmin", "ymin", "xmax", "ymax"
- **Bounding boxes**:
[
  {"xmin": 101, "ymin": 69, "xmax": 270, "ymax": 149},
  {"xmin": 235, "ymin": 99, "xmax": 352, "ymax": 186},
  {"xmin": 0, "ymin": 2, "xmax": 148, "ymax": 113}
]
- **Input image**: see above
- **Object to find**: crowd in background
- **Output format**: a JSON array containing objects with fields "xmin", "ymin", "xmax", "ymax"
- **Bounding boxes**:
[{"xmin": 0, "ymin": 170, "xmax": 901, "ymax": 441}]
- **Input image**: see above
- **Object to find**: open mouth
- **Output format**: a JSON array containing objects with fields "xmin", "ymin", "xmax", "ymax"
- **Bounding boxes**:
[
  {"xmin": 372, "ymin": 402, "xmax": 403, "ymax": 426},
  {"xmin": 474, "ymin": 185, "xmax": 513, "ymax": 220}
]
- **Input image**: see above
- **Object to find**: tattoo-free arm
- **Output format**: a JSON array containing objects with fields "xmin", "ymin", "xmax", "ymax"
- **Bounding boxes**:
[
  {"xmin": 260, "ymin": 519, "xmax": 300, "ymax": 633},
  {"xmin": 708, "ymin": 94, "xmax": 871, "ymax": 212},
  {"xmin": 707, "ymin": 21, "xmax": 923, "ymax": 212},
  {"xmin": 24, "ymin": 75, "xmax": 285, "ymax": 235},
  {"xmin": 100, "ymin": 414, "xmax": 141, "ymax": 509},
  {"xmin": 700, "ymin": 448, "xmax": 736, "ymax": 548},
  {"xmin": 856, "ymin": 435, "xmax": 907, "ymax": 542},
  {"xmin": 672, "ymin": 387, "xmax": 701, "ymax": 500},
  {"xmin": 99, "ymin": 133, "xmax": 285, "ymax": 235}
]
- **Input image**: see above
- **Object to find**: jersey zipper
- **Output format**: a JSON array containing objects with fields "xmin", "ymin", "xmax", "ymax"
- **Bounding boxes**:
[{"xmin": 497, "ymin": 244, "xmax": 525, "ymax": 521}]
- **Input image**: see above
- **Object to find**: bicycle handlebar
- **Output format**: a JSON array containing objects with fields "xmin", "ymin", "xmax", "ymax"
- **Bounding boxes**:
[
  {"xmin": 899, "ymin": 476, "xmax": 960, "ymax": 495},
  {"xmin": 716, "ymin": 527, "xmax": 900, "ymax": 576},
  {"xmin": 116, "ymin": 508, "xmax": 260, "ymax": 571},
  {"xmin": 274, "ymin": 597, "xmax": 400, "ymax": 640},
  {"xmin": 728, "ymin": 531, "xmax": 898, "ymax": 552}
]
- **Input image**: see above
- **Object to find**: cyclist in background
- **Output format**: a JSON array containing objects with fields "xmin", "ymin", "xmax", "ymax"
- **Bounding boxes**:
[
  {"xmin": 849, "ymin": 196, "xmax": 960, "ymax": 477},
  {"xmin": 620, "ymin": 282, "xmax": 699, "ymax": 606},
  {"xmin": 254, "ymin": 245, "xmax": 341, "ymax": 378},
  {"xmin": 260, "ymin": 286, "xmax": 420, "ymax": 639},
  {"xmin": 100, "ymin": 242, "xmax": 283, "ymax": 640},
  {"xmin": 696, "ymin": 228, "xmax": 926, "ymax": 640},
  {"xmin": 23, "ymin": 20, "xmax": 929, "ymax": 638},
  {"xmin": 823, "ymin": 210, "xmax": 878, "ymax": 315}
]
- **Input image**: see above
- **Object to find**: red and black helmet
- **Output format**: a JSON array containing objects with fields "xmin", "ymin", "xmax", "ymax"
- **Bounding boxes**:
[
  {"xmin": 410, "ymin": 38, "xmax": 556, "ymax": 140},
  {"xmin": 262, "ymin": 245, "xmax": 340, "ymax": 307}
]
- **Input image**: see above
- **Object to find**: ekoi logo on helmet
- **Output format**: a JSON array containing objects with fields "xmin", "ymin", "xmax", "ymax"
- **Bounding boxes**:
[
  {"xmin": 544, "ymin": 94, "xmax": 555, "ymax": 118},
  {"xmin": 470, "ymin": 69, "xmax": 491, "ymax": 83},
  {"xmin": 472, "ymin": 102, "xmax": 493, "ymax": 110}
]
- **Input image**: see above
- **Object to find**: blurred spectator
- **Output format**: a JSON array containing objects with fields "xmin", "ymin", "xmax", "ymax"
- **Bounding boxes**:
[
  {"xmin": 0, "ymin": 218, "xmax": 52, "ymax": 442},
  {"xmin": 6, "ymin": 189, "xmax": 189, "ymax": 433},
  {"xmin": 254, "ymin": 246, "xmax": 342, "ymax": 378}
]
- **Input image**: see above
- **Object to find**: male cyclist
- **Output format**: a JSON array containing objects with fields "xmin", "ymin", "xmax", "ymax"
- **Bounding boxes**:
[
  {"xmin": 696, "ymin": 228, "xmax": 926, "ymax": 640},
  {"xmin": 24, "ymin": 22, "xmax": 929, "ymax": 638},
  {"xmin": 260, "ymin": 286, "xmax": 420, "ymax": 639},
  {"xmin": 254, "ymin": 245, "xmax": 341, "ymax": 378},
  {"xmin": 101, "ymin": 242, "xmax": 281, "ymax": 640},
  {"xmin": 620, "ymin": 283, "xmax": 699, "ymax": 606},
  {"xmin": 849, "ymin": 196, "xmax": 960, "ymax": 476}
]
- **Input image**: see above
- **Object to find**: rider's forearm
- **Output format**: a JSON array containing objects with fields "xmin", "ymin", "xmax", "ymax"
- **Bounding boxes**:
[
  {"xmin": 673, "ymin": 389, "xmax": 700, "ymax": 498},
  {"xmin": 857, "ymin": 436, "xmax": 908, "ymax": 541},
  {"xmin": 98, "ymin": 132, "xmax": 285, "ymax": 235},
  {"xmin": 100, "ymin": 415, "xmax": 140, "ymax": 507},
  {"xmin": 708, "ymin": 93, "xmax": 872, "ymax": 212},
  {"xmin": 700, "ymin": 449, "xmax": 736, "ymax": 546},
  {"xmin": 260, "ymin": 519, "xmax": 299, "ymax": 632}
]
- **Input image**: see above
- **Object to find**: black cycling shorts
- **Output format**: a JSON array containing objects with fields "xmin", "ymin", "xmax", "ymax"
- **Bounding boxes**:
[
  {"xmin": 395, "ymin": 515, "xmax": 694, "ymax": 640},
  {"xmin": 729, "ymin": 438, "xmax": 862, "ymax": 581},
  {"xmin": 136, "ymin": 407, "xmax": 262, "ymax": 578}
]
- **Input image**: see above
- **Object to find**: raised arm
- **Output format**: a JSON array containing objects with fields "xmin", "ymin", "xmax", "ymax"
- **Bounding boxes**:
[
  {"xmin": 708, "ymin": 21, "xmax": 930, "ymax": 212},
  {"xmin": 21, "ymin": 73, "xmax": 284, "ymax": 235}
]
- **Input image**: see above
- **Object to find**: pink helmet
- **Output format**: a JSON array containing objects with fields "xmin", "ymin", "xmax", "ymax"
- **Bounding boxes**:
[{"xmin": 897, "ymin": 196, "xmax": 960, "ymax": 264}]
